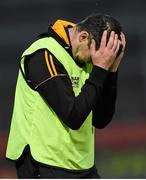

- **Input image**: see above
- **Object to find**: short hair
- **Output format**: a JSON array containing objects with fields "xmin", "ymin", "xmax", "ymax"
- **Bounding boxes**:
[{"xmin": 76, "ymin": 13, "xmax": 122, "ymax": 48}]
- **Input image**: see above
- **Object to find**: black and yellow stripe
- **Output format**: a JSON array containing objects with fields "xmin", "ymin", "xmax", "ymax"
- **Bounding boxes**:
[
  {"xmin": 34, "ymin": 50, "xmax": 66, "ymax": 90},
  {"xmin": 44, "ymin": 50, "xmax": 58, "ymax": 77}
]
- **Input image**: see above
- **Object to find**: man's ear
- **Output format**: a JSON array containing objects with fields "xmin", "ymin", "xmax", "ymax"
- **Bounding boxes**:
[{"xmin": 78, "ymin": 31, "xmax": 89, "ymax": 42}]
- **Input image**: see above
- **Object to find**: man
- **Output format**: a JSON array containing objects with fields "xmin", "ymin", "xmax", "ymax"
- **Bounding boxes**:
[{"xmin": 6, "ymin": 13, "xmax": 126, "ymax": 178}]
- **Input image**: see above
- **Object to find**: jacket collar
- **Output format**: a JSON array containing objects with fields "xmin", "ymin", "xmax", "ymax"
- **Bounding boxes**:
[{"xmin": 52, "ymin": 20, "xmax": 75, "ymax": 46}]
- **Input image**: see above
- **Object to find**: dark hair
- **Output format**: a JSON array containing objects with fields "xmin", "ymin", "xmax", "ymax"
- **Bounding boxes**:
[{"xmin": 76, "ymin": 13, "xmax": 122, "ymax": 48}]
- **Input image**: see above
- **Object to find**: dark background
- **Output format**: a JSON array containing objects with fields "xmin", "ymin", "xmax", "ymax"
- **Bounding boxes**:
[{"xmin": 0, "ymin": 0, "xmax": 146, "ymax": 178}]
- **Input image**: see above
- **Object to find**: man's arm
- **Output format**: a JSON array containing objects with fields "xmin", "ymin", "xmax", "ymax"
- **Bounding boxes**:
[
  {"xmin": 90, "ymin": 31, "xmax": 126, "ymax": 129},
  {"xmin": 24, "ymin": 49, "xmax": 108, "ymax": 130},
  {"xmin": 92, "ymin": 72, "xmax": 118, "ymax": 129}
]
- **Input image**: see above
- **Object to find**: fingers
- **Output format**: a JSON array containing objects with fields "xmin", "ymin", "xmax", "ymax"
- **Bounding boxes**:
[
  {"xmin": 100, "ymin": 31, "xmax": 108, "ymax": 48},
  {"xmin": 100, "ymin": 31, "xmax": 126, "ymax": 51},
  {"xmin": 112, "ymin": 34, "xmax": 119, "ymax": 52},
  {"xmin": 121, "ymin": 32, "xmax": 126, "ymax": 49},
  {"xmin": 105, "ymin": 31, "xmax": 120, "ymax": 54},
  {"xmin": 115, "ymin": 39, "xmax": 121, "ymax": 55},
  {"xmin": 107, "ymin": 32, "xmax": 125, "ymax": 56},
  {"xmin": 116, "ymin": 32, "xmax": 126, "ymax": 57},
  {"xmin": 97, "ymin": 31, "xmax": 125, "ymax": 53},
  {"xmin": 107, "ymin": 31, "xmax": 116, "ymax": 49}
]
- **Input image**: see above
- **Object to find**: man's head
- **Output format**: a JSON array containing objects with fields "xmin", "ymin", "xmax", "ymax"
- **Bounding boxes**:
[{"xmin": 69, "ymin": 13, "xmax": 122, "ymax": 63}]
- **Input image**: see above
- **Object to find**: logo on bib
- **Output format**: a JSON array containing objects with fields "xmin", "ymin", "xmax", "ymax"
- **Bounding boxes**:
[{"xmin": 71, "ymin": 76, "xmax": 79, "ymax": 88}]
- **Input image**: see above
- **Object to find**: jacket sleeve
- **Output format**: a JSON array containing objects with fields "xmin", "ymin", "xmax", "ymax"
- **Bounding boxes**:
[
  {"xmin": 24, "ymin": 49, "xmax": 109, "ymax": 130},
  {"xmin": 92, "ymin": 72, "xmax": 118, "ymax": 129}
]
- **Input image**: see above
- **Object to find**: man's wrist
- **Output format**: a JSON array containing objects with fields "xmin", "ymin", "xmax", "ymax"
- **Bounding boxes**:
[
  {"xmin": 88, "ymin": 65, "xmax": 108, "ymax": 88},
  {"xmin": 105, "ymin": 71, "xmax": 118, "ymax": 87},
  {"xmin": 109, "ymin": 68, "xmax": 118, "ymax": 72}
]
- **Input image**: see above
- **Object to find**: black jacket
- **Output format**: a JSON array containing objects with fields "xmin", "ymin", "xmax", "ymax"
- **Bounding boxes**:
[{"xmin": 23, "ymin": 27, "xmax": 118, "ymax": 130}]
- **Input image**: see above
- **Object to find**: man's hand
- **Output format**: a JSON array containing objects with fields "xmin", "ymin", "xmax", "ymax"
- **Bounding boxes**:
[
  {"xmin": 109, "ymin": 32, "xmax": 126, "ymax": 72},
  {"xmin": 90, "ymin": 31, "xmax": 121, "ymax": 71}
]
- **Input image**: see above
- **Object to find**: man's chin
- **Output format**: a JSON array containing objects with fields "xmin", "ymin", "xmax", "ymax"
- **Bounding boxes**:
[{"xmin": 75, "ymin": 56, "xmax": 88, "ymax": 64}]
